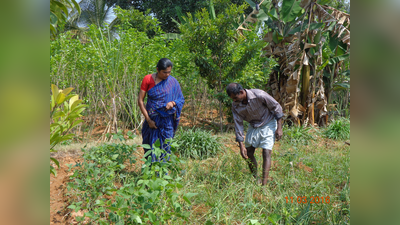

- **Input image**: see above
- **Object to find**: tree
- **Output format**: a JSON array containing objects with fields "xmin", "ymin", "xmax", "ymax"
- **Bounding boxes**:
[
  {"xmin": 50, "ymin": 0, "xmax": 81, "ymax": 36},
  {"xmin": 60, "ymin": 0, "xmax": 119, "ymax": 40},
  {"xmin": 129, "ymin": 0, "xmax": 253, "ymax": 33},
  {"xmin": 239, "ymin": 0, "xmax": 350, "ymax": 126},
  {"xmin": 180, "ymin": 1, "xmax": 264, "ymax": 132}
]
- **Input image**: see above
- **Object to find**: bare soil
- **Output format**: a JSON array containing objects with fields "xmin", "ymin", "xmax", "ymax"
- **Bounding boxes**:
[{"xmin": 50, "ymin": 154, "xmax": 81, "ymax": 224}]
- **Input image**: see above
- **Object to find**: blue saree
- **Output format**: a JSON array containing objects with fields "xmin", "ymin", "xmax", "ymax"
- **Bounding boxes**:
[{"xmin": 142, "ymin": 75, "xmax": 184, "ymax": 162}]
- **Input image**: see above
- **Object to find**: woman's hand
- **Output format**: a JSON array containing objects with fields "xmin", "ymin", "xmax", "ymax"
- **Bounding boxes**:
[
  {"xmin": 147, "ymin": 119, "xmax": 158, "ymax": 129},
  {"xmin": 166, "ymin": 101, "xmax": 175, "ymax": 110}
]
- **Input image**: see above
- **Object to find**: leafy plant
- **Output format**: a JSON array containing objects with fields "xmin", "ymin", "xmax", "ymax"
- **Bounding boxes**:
[
  {"xmin": 174, "ymin": 127, "xmax": 223, "ymax": 159},
  {"xmin": 50, "ymin": 84, "xmax": 86, "ymax": 176},
  {"xmin": 179, "ymin": 1, "xmax": 265, "ymax": 132},
  {"xmin": 282, "ymin": 124, "xmax": 315, "ymax": 146},
  {"xmin": 66, "ymin": 134, "xmax": 196, "ymax": 224},
  {"xmin": 323, "ymin": 118, "xmax": 350, "ymax": 140},
  {"xmin": 50, "ymin": 0, "xmax": 81, "ymax": 36}
]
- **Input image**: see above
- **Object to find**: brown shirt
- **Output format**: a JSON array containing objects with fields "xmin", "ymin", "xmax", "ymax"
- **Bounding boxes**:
[{"xmin": 232, "ymin": 89, "xmax": 283, "ymax": 142}]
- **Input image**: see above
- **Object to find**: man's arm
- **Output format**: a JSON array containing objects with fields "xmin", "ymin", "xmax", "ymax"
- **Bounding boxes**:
[
  {"xmin": 238, "ymin": 142, "xmax": 248, "ymax": 159},
  {"xmin": 232, "ymin": 108, "xmax": 248, "ymax": 159},
  {"xmin": 276, "ymin": 117, "xmax": 283, "ymax": 141}
]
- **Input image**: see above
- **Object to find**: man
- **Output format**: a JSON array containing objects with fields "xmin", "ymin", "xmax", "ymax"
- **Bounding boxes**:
[{"xmin": 226, "ymin": 83, "xmax": 283, "ymax": 186}]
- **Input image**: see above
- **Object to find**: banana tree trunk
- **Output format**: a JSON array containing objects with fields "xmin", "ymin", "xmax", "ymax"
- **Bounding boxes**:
[{"xmin": 300, "ymin": 65, "xmax": 310, "ymax": 112}]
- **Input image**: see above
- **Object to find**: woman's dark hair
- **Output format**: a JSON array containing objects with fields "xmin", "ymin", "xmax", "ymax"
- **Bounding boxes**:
[
  {"xmin": 157, "ymin": 58, "xmax": 173, "ymax": 70},
  {"xmin": 226, "ymin": 83, "xmax": 244, "ymax": 96}
]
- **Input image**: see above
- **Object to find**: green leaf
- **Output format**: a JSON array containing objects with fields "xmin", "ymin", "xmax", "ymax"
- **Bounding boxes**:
[
  {"xmin": 50, "ymin": 157, "xmax": 60, "ymax": 168},
  {"xmin": 70, "ymin": 120, "xmax": 84, "ymax": 129},
  {"xmin": 183, "ymin": 192, "xmax": 198, "ymax": 204},
  {"xmin": 50, "ymin": 12, "xmax": 58, "ymax": 25},
  {"xmin": 318, "ymin": 0, "xmax": 332, "ymax": 5},
  {"xmin": 51, "ymin": 84, "xmax": 59, "ymax": 102},
  {"xmin": 62, "ymin": 87, "xmax": 74, "ymax": 96},
  {"xmin": 267, "ymin": 8, "xmax": 279, "ymax": 21},
  {"xmin": 328, "ymin": 53, "xmax": 349, "ymax": 65},
  {"xmin": 272, "ymin": 30, "xmax": 279, "ymax": 44},
  {"xmin": 52, "ymin": 0, "xmax": 69, "ymax": 17},
  {"xmin": 148, "ymin": 211, "xmax": 156, "ymax": 222},
  {"xmin": 256, "ymin": 9, "xmax": 269, "ymax": 21},
  {"xmin": 289, "ymin": 23, "xmax": 324, "ymax": 35},
  {"xmin": 333, "ymin": 82, "xmax": 350, "ymax": 91},
  {"xmin": 245, "ymin": 0, "xmax": 256, "ymax": 8},
  {"xmin": 209, "ymin": 0, "xmax": 216, "ymax": 20},
  {"xmin": 268, "ymin": 213, "xmax": 282, "ymax": 224},
  {"xmin": 84, "ymin": 211, "xmax": 94, "ymax": 218},
  {"xmin": 132, "ymin": 214, "xmax": 142, "ymax": 223},
  {"xmin": 341, "ymin": 69, "xmax": 350, "ymax": 77},
  {"xmin": 56, "ymin": 93, "xmax": 66, "ymax": 105},
  {"xmin": 327, "ymin": 21, "xmax": 337, "ymax": 31},
  {"xmin": 141, "ymin": 144, "xmax": 151, "ymax": 149},
  {"xmin": 317, "ymin": 59, "xmax": 330, "ymax": 71},
  {"xmin": 67, "ymin": 205, "xmax": 76, "ymax": 210},
  {"xmin": 71, "ymin": 0, "xmax": 81, "ymax": 14},
  {"xmin": 281, "ymin": 0, "xmax": 303, "ymax": 23},
  {"xmin": 50, "ymin": 166, "xmax": 57, "ymax": 176},
  {"xmin": 107, "ymin": 207, "xmax": 119, "ymax": 212},
  {"xmin": 175, "ymin": 6, "xmax": 187, "ymax": 25}
]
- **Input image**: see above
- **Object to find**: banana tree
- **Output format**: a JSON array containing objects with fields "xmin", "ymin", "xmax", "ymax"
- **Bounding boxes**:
[{"xmin": 238, "ymin": 0, "xmax": 350, "ymax": 126}]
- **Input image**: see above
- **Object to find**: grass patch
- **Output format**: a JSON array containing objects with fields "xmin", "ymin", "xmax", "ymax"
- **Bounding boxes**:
[
  {"xmin": 282, "ymin": 124, "xmax": 316, "ymax": 146},
  {"xmin": 323, "ymin": 118, "xmax": 350, "ymax": 140},
  {"xmin": 61, "ymin": 130, "xmax": 350, "ymax": 224},
  {"xmin": 174, "ymin": 127, "xmax": 224, "ymax": 159},
  {"xmin": 176, "ymin": 132, "xmax": 350, "ymax": 224}
]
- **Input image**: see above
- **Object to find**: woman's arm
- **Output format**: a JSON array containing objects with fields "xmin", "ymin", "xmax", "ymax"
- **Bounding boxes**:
[{"xmin": 138, "ymin": 89, "xmax": 157, "ymax": 129}]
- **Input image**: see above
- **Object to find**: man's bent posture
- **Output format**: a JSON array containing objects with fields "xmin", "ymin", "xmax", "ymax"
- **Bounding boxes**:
[{"xmin": 226, "ymin": 83, "xmax": 283, "ymax": 185}]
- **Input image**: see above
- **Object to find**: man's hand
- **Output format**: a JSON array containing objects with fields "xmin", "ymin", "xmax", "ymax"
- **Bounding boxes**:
[
  {"xmin": 147, "ymin": 119, "xmax": 158, "ymax": 129},
  {"xmin": 166, "ymin": 101, "xmax": 175, "ymax": 110},
  {"xmin": 239, "ymin": 144, "xmax": 248, "ymax": 159},
  {"xmin": 275, "ymin": 128, "xmax": 283, "ymax": 141}
]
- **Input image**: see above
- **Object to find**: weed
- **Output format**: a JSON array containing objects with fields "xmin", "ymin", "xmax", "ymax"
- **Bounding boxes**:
[
  {"xmin": 282, "ymin": 125, "xmax": 315, "ymax": 146},
  {"xmin": 323, "ymin": 118, "xmax": 350, "ymax": 140},
  {"xmin": 174, "ymin": 127, "xmax": 224, "ymax": 159}
]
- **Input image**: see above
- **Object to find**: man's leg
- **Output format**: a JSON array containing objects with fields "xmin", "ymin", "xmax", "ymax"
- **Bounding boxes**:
[
  {"xmin": 246, "ymin": 146, "xmax": 258, "ymax": 180},
  {"xmin": 261, "ymin": 149, "xmax": 272, "ymax": 186}
]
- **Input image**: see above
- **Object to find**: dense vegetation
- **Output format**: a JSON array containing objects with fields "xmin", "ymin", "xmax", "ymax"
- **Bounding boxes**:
[{"xmin": 50, "ymin": 0, "xmax": 350, "ymax": 223}]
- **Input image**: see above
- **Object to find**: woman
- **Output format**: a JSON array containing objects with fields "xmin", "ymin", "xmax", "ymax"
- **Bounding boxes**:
[{"xmin": 138, "ymin": 58, "xmax": 185, "ymax": 162}]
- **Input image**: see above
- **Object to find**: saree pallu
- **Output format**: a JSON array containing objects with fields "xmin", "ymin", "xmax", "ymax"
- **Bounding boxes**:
[{"xmin": 142, "ymin": 76, "xmax": 184, "ymax": 162}]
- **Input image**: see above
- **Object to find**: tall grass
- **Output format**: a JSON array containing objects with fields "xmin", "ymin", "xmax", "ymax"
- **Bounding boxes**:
[{"xmin": 50, "ymin": 25, "xmax": 203, "ymax": 139}]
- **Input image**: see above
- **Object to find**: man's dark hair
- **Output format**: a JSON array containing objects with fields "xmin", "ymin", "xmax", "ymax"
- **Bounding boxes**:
[
  {"xmin": 157, "ymin": 58, "xmax": 173, "ymax": 70},
  {"xmin": 226, "ymin": 83, "xmax": 244, "ymax": 96}
]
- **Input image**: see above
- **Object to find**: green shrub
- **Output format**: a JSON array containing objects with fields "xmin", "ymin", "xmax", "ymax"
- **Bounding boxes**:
[
  {"xmin": 67, "ymin": 135, "xmax": 196, "ymax": 224},
  {"xmin": 282, "ymin": 125, "xmax": 315, "ymax": 146},
  {"xmin": 174, "ymin": 127, "xmax": 223, "ymax": 159},
  {"xmin": 323, "ymin": 118, "xmax": 350, "ymax": 140},
  {"xmin": 50, "ymin": 84, "xmax": 86, "ymax": 176}
]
